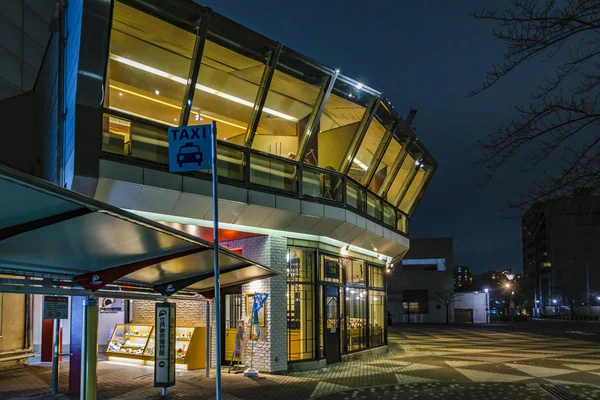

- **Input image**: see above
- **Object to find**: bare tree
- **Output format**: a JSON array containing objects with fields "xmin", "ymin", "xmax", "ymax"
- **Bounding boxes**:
[
  {"xmin": 470, "ymin": 0, "xmax": 600, "ymax": 209},
  {"xmin": 431, "ymin": 289, "xmax": 458, "ymax": 324}
]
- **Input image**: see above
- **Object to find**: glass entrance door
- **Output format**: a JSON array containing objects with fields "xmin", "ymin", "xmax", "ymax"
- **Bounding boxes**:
[
  {"xmin": 324, "ymin": 286, "xmax": 340, "ymax": 364},
  {"xmin": 224, "ymin": 294, "xmax": 242, "ymax": 361}
]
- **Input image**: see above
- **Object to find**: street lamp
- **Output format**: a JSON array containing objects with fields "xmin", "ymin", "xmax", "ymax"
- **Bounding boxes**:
[{"xmin": 505, "ymin": 283, "xmax": 511, "ymax": 288}]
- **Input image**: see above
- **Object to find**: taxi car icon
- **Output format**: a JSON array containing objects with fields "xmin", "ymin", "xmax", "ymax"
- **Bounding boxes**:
[{"xmin": 177, "ymin": 142, "xmax": 203, "ymax": 167}]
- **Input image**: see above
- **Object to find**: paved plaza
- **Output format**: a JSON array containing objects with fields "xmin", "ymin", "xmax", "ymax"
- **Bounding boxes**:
[{"xmin": 2, "ymin": 323, "xmax": 600, "ymax": 399}]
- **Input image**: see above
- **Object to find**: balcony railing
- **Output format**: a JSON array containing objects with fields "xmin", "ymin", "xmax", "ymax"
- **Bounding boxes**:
[{"xmin": 101, "ymin": 112, "xmax": 409, "ymax": 235}]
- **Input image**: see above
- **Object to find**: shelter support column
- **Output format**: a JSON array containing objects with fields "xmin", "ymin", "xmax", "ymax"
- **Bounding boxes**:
[
  {"xmin": 80, "ymin": 298, "xmax": 98, "ymax": 400},
  {"xmin": 69, "ymin": 296, "xmax": 85, "ymax": 395}
]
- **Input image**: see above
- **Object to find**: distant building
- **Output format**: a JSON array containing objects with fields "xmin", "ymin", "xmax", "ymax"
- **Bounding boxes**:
[
  {"xmin": 523, "ymin": 195, "xmax": 600, "ymax": 308},
  {"xmin": 387, "ymin": 238, "xmax": 454, "ymax": 323},
  {"xmin": 454, "ymin": 265, "xmax": 473, "ymax": 291}
]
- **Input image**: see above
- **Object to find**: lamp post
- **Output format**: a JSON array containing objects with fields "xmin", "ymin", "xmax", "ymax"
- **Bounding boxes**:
[{"xmin": 484, "ymin": 288, "xmax": 489, "ymax": 323}]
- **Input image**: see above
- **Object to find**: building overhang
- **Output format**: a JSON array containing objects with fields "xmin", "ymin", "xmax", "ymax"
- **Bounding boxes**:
[
  {"xmin": 0, "ymin": 164, "xmax": 277, "ymax": 295},
  {"xmin": 94, "ymin": 160, "xmax": 410, "ymax": 258}
]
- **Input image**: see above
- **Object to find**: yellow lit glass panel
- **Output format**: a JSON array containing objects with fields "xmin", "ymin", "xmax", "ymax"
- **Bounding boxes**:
[
  {"xmin": 348, "ymin": 118, "xmax": 385, "ymax": 183},
  {"xmin": 189, "ymin": 40, "xmax": 266, "ymax": 143},
  {"xmin": 370, "ymin": 137, "xmax": 401, "ymax": 193},
  {"xmin": 369, "ymin": 291, "xmax": 384, "ymax": 347},
  {"xmin": 105, "ymin": 2, "xmax": 195, "ymax": 126},
  {"xmin": 387, "ymin": 152, "xmax": 415, "ymax": 204},
  {"xmin": 304, "ymin": 79, "xmax": 376, "ymax": 171},
  {"xmin": 252, "ymin": 53, "xmax": 327, "ymax": 158},
  {"xmin": 399, "ymin": 168, "xmax": 428, "ymax": 213}
]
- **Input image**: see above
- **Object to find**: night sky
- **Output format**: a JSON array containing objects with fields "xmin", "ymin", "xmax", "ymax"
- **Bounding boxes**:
[{"xmin": 198, "ymin": 0, "xmax": 539, "ymax": 274}]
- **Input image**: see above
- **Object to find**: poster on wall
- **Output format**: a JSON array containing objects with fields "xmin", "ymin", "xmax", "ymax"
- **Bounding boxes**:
[
  {"xmin": 99, "ymin": 298, "xmax": 123, "ymax": 313},
  {"xmin": 154, "ymin": 302, "xmax": 176, "ymax": 388},
  {"xmin": 324, "ymin": 259, "xmax": 339, "ymax": 279}
]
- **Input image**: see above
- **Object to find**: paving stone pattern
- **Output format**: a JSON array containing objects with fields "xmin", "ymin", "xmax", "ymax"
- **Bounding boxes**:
[{"xmin": 2, "ymin": 326, "xmax": 600, "ymax": 399}]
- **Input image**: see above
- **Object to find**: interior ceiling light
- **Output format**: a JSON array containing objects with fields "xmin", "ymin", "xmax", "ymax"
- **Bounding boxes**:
[
  {"xmin": 110, "ymin": 54, "xmax": 298, "ymax": 122},
  {"xmin": 154, "ymin": 89, "xmax": 160, "ymax": 95},
  {"xmin": 352, "ymin": 157, "xmax": 369, "ymax": 171}
]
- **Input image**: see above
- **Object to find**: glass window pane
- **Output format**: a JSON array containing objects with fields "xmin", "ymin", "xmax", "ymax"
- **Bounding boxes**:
[
  {"xmin": 383, "ymin": 202, "xmax": 395, "ymax": 227},
  {"xmin": 397, "ymin": 212, "xmax": 408, "ymax": 233},
  {"xmin": 253, "ymin": 50, "xmax": 330, "ymax": 158},
  {"xmin": 287, "ymin": 283, "xmax": 315, "ymax": 361},
  {"xmin": 287, "ymin": 248, "xmax": 315, "ymax": 282},
  {"xmin": 249, "ymin": 153, "xmax": 297, "ymax": 192},
  {"xmin": 348, "ymin": 118, "xmax": 385, "ymax": 183},
  {"xmin": 320, "ymin": 255, "xmax": 341, "ymax": 283},
  {"xmin": 188, "ymin": 39, "xmax": 268, "ymax": 142},
  {"xmin": 387, "ymin": 152, "xmax": 415, "ymax": 204},
  {"xmin": 302, "ymin": 167, "xmax": 343, "ymax": 202},
  {"xmin": 304, "ymin": 78, "xmax": 377, "ymax": 171},
  {"xmin": 366, "ymin": 192, "xmax": 381, "ymax": 220},
  {"xmin": 369, "ymin": 266, "xmax": 385, "ymax": 289},
  {"xmin": 345, "ymin": 259, "xmax": 366, "ymax": 285},
  {"xmin": 350, "ymin": 102, "xmax": 397, "ymax": 184},
  {"xmin": 371, "ymin": 137, "xmax": 401, "ymax": 193},
  {"xmin": 399, "ymin": 168, "xmax": 429, "ymax": 213},
  {"xmin": 369, "ymin": 291, "xmax": 384, "ymax": 347},
  {"xmin": 105, "ymin": 2, "xmax": 195, "ymax": 126},
  {"xmin": 346, "ymin": 180, "xmax": 365, "ymax": 212},
  {"xmin": 345, "ymin": 288, "xmax": 367, "ymax": 351}
]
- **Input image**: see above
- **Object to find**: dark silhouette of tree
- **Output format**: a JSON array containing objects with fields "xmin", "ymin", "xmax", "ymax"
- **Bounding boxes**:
[
  {"xmin": 431, "ymin": 289, "xmax": 458, "ymax": 324},
  {"xmin": 470, "ymin": 0, "xmax": 600, "ymax": 209}
]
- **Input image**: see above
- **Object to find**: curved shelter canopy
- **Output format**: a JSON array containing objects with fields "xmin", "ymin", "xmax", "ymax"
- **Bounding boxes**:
[{"xmin": 0, "ymin": 164, "xmax": 277, "ymax": 296}]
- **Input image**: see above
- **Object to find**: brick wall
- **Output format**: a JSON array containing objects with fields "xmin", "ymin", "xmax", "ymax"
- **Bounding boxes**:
[
  {"xmin": 220, "ymin": 235, "xmax": 288, "ymax": 372},
  {"xmin": 131, "ymin": 299, "xmax": 208, "ymax": 326}
]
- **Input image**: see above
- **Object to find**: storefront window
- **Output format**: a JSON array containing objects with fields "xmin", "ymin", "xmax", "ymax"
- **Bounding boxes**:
[
  {"xmin": 369, "ymin": 291, "xmax": 384, "ymax": 347},
  {"xmin": 287, "ymin": 248, "xmax": 316, "ymax": 361},
  {"xmin": 252, "ymin": 49, "xmax": 330, "ymax": 158},
  {"xmin": 369, "ymin": 266, "xmax": 384, "ymax": 289},
  {"xmin": 320, "ymin": 255, "xmax": 341, "ymax": 283},
  {"xmin": 344, "ymin": 259, "xmax": 365, "ymax": 285},
  {"xmin": 105, "ymin": 2, "xmax": 195, "ymax": 126},
  {"xmin": 345, "ymin": 288, "xmax": 367, "ymax": 351},
  {"xmin": 304, "ymin": 78, "xmax": 377, "ymax": 171}
]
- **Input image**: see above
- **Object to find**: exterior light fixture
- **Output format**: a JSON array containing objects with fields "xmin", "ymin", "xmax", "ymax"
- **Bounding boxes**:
[
  {"xmin": 597, "ymin": 296, "xmax": 600, "ymax": 301},
  {"xmin": 552, "ymin": 299, "xmax": 557, "ymax": 304},
  {"xmin": 484, "ymin": 288, "xmax": 489, "ymax": 293},
  {"xmin": 118, "ymin": 92, "xmax": 123, "ymax": 96},
  {"xmin": 341, "ymin": 244, "xmax": 349, "ymax": 256},
  {"xmin": 335, "ymin": 68, "xmax": 340, "ymax": 73},
  {"xmin": 373, "ymin": 247, "xmax": 378, "ymax": 252},
  {"xmin": 505, "ymin": 283, "xmax": 510, "ymax": 288},
  {"xmin": 356, "ymin": 83, "xmax": 363, "ymax": 89}
]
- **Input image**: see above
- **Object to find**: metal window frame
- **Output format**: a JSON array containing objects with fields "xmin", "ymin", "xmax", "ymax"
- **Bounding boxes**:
[
  {"xmin": 297, "ymin": 70, "xmax": 338, "ymax": 163},
  {"xmin": 340, "ymin": 94, "xmax": 382, "ymax": 175},
  {"xmin": 362, "ymin": 113, "xmax": 397, "ymax": 187},
  {"xmin": 179, "ymin": 12, "xmax": 210, "ymax": 125},
  {"xmin": 379, "ymin": 134, "xmax": 413, "ymax": 199},
  {"xmin": 244, "ymin": 43, "xmax": 283, "ymax": 147}
]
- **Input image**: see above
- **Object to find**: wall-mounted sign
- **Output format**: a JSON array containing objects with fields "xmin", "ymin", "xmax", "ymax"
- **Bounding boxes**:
[
  {"xmin": 99, "ymin": 298, "xmax": 123, "ymax": 314},
  {"xmin": 324, "ymin": 259, "xmax": 339, "ymax": 279},
  {"xmin": 168, "ymin": 124, "xmax": 212, "ymax": 173},
  {"xmin": 154, "ymin": 302, "xmax": 176, "ymax": 388},
  {"xmin": 43, "ymin": 296, "xmax": 68, "ymax": 319}
]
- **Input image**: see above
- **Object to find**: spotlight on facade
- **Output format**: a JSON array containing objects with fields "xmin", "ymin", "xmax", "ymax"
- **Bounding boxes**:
[
  {"xmin": 340, "ymin": 244, "xmax": 349, "ymax": 256},
  {"xmin": 484, "ymin": 288, "xmax": 489, "ymax": 293},
  {"xmin": 553, "ymin": 299, "xmax": 557, "ymax": 304}
]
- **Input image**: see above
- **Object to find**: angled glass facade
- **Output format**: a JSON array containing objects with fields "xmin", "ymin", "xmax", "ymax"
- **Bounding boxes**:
[{"xmin": 100, "ymin": 0, "xmax": 436, "ymax": 236}]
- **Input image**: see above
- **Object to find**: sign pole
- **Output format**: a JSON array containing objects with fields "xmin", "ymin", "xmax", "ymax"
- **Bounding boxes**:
[{"xmin": 211, "ymin": 121, "xmax": 222, "ymax": 399}]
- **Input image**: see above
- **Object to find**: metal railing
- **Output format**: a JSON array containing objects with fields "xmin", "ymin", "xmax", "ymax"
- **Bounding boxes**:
[{"xmin": 101, "ymin": 112, "xmax": 409, "ymax": 235}]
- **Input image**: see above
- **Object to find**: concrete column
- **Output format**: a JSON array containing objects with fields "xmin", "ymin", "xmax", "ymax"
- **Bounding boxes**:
[{"xmin": 80, "ymin": 298, "xmax": 98, "ymax": 400}]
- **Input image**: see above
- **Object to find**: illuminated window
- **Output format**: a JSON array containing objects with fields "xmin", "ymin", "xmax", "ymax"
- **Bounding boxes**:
[
  {"xmin": 0, "ymin": 293, "xmax": 3, "ymax": 335},
  {"xmin": 386, "ymin": 151, "xmax": 415, "ymax": 205},
  {"xmin": 345, "ymin": 259, "xmax": 366, "ymax": 285},
  {"xmin": 252, "ymin": 49, "xmax": 330, "ymax": 158},
  {"xmin": 287, "ymin": 248, "xmax": 316, "ymax": 361},
  {"xmin": 188, "ymin": 33, "xmax": 270, "ymax": 142},
  {"xmin": 372, "ymin": 135, "xmax": 402, "ymax": 194},
  {"xmin": 399, "ymin": 166, "xmax": 429, "ymax": 214},
  {"xmin": 369, "ymin": 266, "xmax": 385, "ymax": 288},
  {"xmin": 304, "ymin": 78, "xmax": 377, "ymax": 171},
  {"xmin": 345, "ymin": 288, "xmax": 367, "ymax": 351},
  {"xmin": 105, "ymin": 2, "xmax": 195, "ymax": 125},
  {"xmin": 543, "ymin": 262, "xmax": 552, "ymax": 268},
  {"xmin": 369, "ymin": 291, "xmax": 384, "ymax": 347}
]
